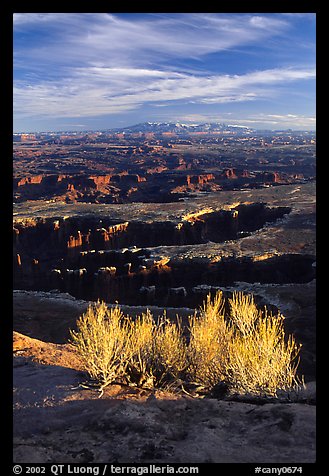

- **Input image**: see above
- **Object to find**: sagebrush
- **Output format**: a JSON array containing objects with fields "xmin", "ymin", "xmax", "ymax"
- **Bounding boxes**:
[
  {"xmin": 70, "ymin": 291, "xmax": 303, "ymax": 397},
  {"xmin": 187, "ymin": 291, "xmax": 232, "ymax": 389},
  {"xmin": 225, "ymin": 292, "xmax": 302, "ymax": 396},
  {"xmin": 69, "ymin": 301, "xmax": 131, "ymax": 390}
]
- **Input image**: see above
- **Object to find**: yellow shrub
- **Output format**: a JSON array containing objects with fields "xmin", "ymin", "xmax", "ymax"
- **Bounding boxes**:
[
  {"xmin": 226, "ymin": 293, "xmax": 302, "ymax": 396},
  {"xmin": 153, "ymin": 315, "xmax": 188, "ymax": 387},
  {"xmin": 126, "ymin": 310, "xmax": 156, "ymax": 388},
  {"xmin": 69, "ymin": 301, "xmax": 132, "ymax": 389},
  {"xmin": 187, "ymin": 291, "xmax": 232, "ymax": 389},
  {"xmin": 70, "ymin": 292, "xmax": 303, "ymax": 398},
  {"xmin": 187, "ymin": 290, "xmax": 302, "ymax": 397},
  {"xmin": 228, "ymin": 291, "xmax": 259, "ymax": 336},
  {"xmin": 127, "ymin": 312, "xmax": 187, "ymax": 388}
]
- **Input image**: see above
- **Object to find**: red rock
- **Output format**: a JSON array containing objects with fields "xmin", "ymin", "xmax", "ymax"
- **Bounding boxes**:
[
  {"xmin": 222, "ymin": 168, "xmax": 237, "ymax": 179},
  {"xmin": 17, "ymin": 175, "xmax": 43, "ymax": 187}
]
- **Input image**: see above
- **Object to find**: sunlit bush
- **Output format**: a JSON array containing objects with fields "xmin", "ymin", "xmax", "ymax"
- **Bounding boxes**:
[
  {"xmin": 125, "ymin": 310, "xmax": 155, "ymax": 388},
  {"xmin": 69, "ymin": 301, "xmax": 132, "ymax": 391},
  {"xmin": 187, "ymin": 291, "xmax": 232, "ymax": 389},
  {"xmin": 70, "ymin": 304, "xmax": 187, "ymax": 391},
  {"xmin": 70, "ymin": 291, "xmax": 303, "ymax": 398},
  {"xmin": 226, "ymin": 292, "xmax": 302, "ymax": 396},
  {"xmin": 152, "ymin": 315, "xmax": 187, "ymax": 388}
]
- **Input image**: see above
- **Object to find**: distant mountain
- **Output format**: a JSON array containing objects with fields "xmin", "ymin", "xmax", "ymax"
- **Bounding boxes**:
[{"xmin": 110, "ymin": 122, "xmax": 256, "ymax": 135}]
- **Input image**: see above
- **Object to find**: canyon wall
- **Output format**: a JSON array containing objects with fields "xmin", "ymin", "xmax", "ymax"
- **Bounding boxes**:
[{"xmin": 13, "ymin": 204, "xmax": 315, "ymax": 308}]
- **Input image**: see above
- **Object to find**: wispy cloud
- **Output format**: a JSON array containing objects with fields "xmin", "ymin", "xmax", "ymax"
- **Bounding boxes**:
[
  {"xmin": 13, "ymin": 13, "xmax": 316, "ymax": 130},
  {"xmin": 14, "ymin": 13, "xmax": 292, "ymax": 74},
  {"xmin": 172, "ymin": 112, "xmax": 316, "ymax": 129},
  {"xmin": 14, "ymin": 65, "xmax": 315, "ymax": 119}
]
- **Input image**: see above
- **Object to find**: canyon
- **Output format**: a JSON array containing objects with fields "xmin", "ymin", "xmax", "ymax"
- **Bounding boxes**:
[
  {"xmin": 13, "ymin": 128, "xmax": 315, "ymax": 204},
  {"xmin": 13, "ymin": 129, "xmax": 316, "ymax": 464},
  {"xmin": 13, "ymin": 204, "xmax": 313, "ymax": 307},
  {"xmin": 13, "ymin": 182, "xmax": 316, "ymax": 381}
]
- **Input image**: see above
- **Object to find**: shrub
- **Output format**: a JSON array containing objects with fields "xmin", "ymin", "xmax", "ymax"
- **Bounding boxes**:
[
  {"xmin": 125, "ymin": 310, "xmax": 156, "ymax": 388},
  {"xmin": 127, "ymin": 311, "xmax": 187, "ymax": 389},
  {"xmin": 69, "ymin": 301, "xmax": 132, "ymax": 390},
  {"xmin": 152, "ymin": 315, "xmax": 188, "ymax": 388},
  {"xmin": 187, "ymin": 291, "xmax": 232, "ymax": 389},
  {"xmin": 187, "ymin": 290, "xmax": 302, "ymax": 397},
  {"xmin": 228, "ymin": 291, "xmax": 259, "ymax": 336},
  {"xmin": 71, "ymin": 304, "xmax": 188, "ymax": 392},
  {"xmin": 226, "ymin": 293, "xmax": 302, "ymax": 396},
  {"xmin": 70, "ymin": 292, "xmax": 303, "ymax": 398}
]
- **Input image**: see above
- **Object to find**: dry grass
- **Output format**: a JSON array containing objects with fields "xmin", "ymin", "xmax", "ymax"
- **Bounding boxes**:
[{"xmin": 70, "ymin": 291, "xmax": 303, "ymax": 397}]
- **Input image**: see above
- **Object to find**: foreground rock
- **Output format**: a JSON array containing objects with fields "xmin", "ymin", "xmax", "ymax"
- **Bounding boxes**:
[{"xmin": 13, "ymin": 333, "xmax": 316, "ymax": 464}]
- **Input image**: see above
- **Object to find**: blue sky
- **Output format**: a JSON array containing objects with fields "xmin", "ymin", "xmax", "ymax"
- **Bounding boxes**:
[{"xmin": 13, "ymin": 13, "xmax": 316, "ymax": 132}]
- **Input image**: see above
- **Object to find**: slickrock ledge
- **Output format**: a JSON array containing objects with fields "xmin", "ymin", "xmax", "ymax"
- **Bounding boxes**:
[{"xmin": 13, "ymin": 340, "xmax": 316, "ymax": 464}]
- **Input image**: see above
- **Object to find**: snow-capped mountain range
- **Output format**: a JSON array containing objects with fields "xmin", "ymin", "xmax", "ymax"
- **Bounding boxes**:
[{"xmin": 110, "ymin": 122, "xmax": 255, "ymax": 134}]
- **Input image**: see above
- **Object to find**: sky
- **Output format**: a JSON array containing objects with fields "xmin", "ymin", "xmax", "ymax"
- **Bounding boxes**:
[{"xmin": 13, "ymin": 13, "xmax": 316, "ymax": 132}]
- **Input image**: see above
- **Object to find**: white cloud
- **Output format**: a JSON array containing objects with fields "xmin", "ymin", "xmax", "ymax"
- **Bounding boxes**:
[
  {"xmin": 13, "ymin": 66, "xmax": 316, "ymax": 119},
  {"xmin": 249, "ymin": 15, "xmax": 286, "ymax": 29},
  {"xmin": 14, "ymin": 13, "xmax": 291, "ymax": 71},
  {"xmin": 13, "ymin": 13, "xmax": 315, "ymax": 130},
  {"xmin": 227, "ymin": 114, "xmax": 316, "ymax": 129},
  {"xmin": 172, "ymin": 112, "xmax": 316, "ymax": 129}
]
